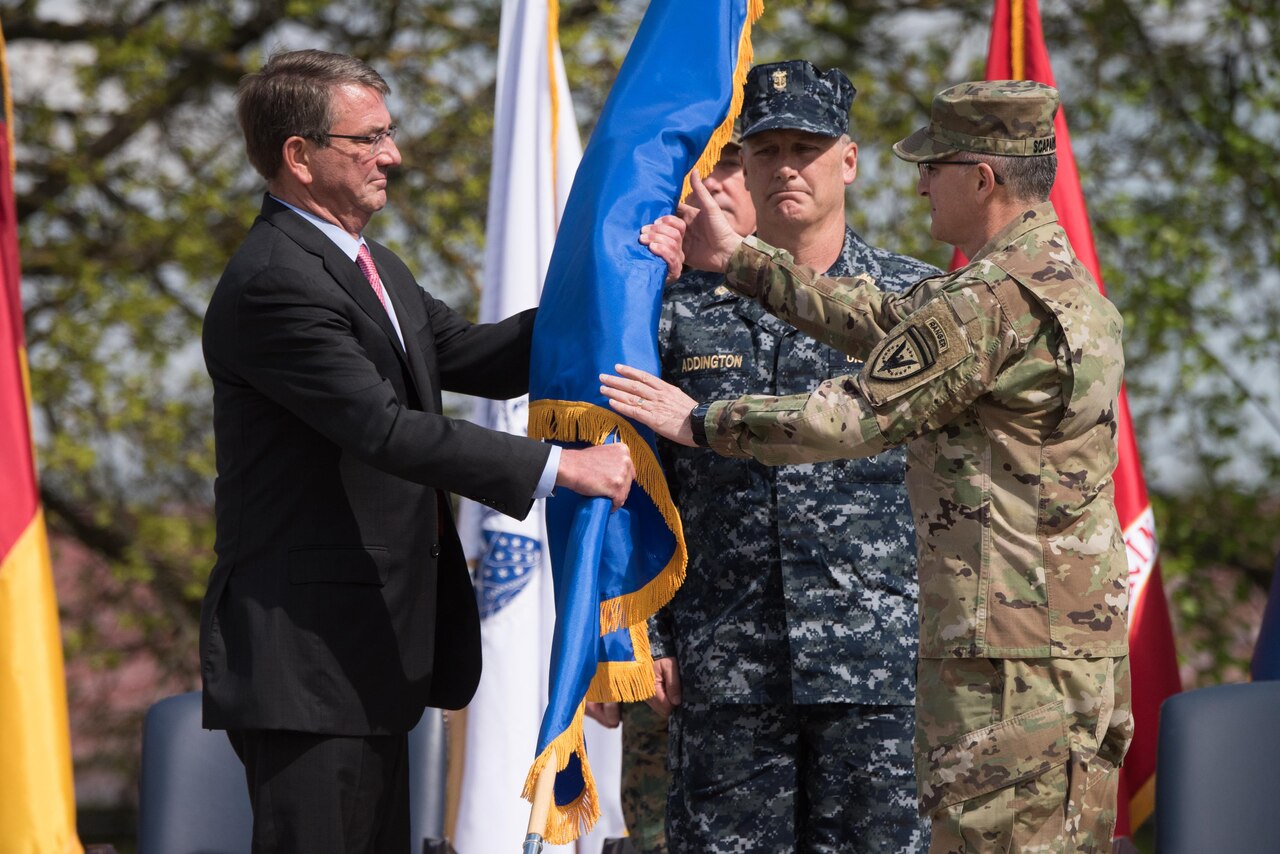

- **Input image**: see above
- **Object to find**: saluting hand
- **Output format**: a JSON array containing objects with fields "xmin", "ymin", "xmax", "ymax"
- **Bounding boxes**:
[
  {"xmin": 681, "ymin": 171, "xmax": 744, "ymax": 273},
  {"xmin": 640, "ymin": 172, "xmax": 745, "ymax": 278}
]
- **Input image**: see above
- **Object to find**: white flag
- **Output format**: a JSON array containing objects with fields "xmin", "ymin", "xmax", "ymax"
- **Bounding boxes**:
[{"xmin": 453, "ymin": 1, "xmax": 625, "ymax": 851}]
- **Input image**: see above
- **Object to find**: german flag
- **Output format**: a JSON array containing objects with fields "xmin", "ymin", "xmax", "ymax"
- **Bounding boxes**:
[{"xmin": 0, "ymin": 21, "xmax": 83, "ymax": 853}]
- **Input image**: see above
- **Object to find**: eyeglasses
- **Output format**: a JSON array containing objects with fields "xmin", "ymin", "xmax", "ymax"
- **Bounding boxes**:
[
  {"xmin": 317, "ymin": 125, "xmax": 399, "ymax": 153},
  {"xmin": 917, "ymin": 160, "xmax": 1005, "ymax": 185}
]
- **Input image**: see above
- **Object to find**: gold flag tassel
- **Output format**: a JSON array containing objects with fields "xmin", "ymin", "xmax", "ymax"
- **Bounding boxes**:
[
  {"xmin": 680, "ymin": 0, "xmax": 765, "ymax": 200},
  {"xmin": 528, "ymin": 399, "xmax": 687, "ymax": 638},
  {"xmin": 520, "ymin": 703, "xmax": 598, "ymax": 845}
]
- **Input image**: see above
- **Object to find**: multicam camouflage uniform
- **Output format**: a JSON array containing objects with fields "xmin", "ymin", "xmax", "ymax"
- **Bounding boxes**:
[
  {"xmin": 647, "ymin": 226, "xmax": 936, "ymax": 853},
  {"xmin": 704, "ymin": 198, "xmax": 1133, "ymax": 852},
  {"xmin": 619, "ymin": 701, "xmax": 669, "ymax": 854}
]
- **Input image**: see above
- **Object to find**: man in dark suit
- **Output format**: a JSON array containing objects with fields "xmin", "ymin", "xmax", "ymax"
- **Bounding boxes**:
[{"xmin": 201, "ymin": 49, "xmax": 633, "ymax": 852}]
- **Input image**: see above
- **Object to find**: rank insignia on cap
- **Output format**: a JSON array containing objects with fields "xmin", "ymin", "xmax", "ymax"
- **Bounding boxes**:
[{"xmin": 742, "ymin": 61, "xmax": 855, "ymax": 140}]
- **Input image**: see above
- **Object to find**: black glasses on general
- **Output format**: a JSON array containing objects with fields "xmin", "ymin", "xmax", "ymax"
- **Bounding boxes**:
[{"xmin": 918, "ymin": 160, "xmax": 1005, "ymax": 185}]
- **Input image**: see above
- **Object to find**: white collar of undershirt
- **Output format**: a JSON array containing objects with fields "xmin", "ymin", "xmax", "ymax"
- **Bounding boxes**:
[{"xmin": 270, "ymin": 195, "xmax": 366, "ymax": 261}]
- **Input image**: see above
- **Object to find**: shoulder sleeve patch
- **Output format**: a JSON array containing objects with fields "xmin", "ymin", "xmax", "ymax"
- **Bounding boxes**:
[{"xmin": 861, "ymin": 295, "xmax": 974, "ymax": 405}]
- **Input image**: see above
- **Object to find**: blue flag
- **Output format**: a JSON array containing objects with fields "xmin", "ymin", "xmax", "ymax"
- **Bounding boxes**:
[
  {"xmin": 1252, "ymin": 554, "xmax": 1280, "ymax": 681},
  {"xmin": 523, "ymin": 0, "xmax": 764, "ymax": 842}
]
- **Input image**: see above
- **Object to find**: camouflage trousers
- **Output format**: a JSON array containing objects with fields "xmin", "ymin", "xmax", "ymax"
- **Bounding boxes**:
[
  {"xmin": 916, "ymin": 656, "xmax": 1133, "ymax": 854},
  {"xmin": 621, "ymin": 702, "xmax": 669, "ymax": 854},
  {"xmin": 666, "ymin": 702, "xmax": 927, "ymax": 853}
]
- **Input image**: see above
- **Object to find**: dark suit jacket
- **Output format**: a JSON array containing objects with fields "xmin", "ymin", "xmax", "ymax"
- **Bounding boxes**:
[{"xmin": 200, "ymin": 196, "xmax": 550, "ymax": 735}]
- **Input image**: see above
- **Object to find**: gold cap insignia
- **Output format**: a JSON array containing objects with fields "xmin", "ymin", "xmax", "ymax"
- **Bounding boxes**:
[{"xmin": 771, "ymin": 70, "xmax": 787, "ymax": 91}]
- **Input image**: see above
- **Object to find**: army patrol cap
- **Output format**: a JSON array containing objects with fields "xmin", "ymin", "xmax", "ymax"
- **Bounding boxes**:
[
  {"xmin": 740, "ymin": 60, "xmax": 856, "ymax": 139},
  {"xmin": 893, "ymin": 80, "xmax": 1059, "ymax": 162}
]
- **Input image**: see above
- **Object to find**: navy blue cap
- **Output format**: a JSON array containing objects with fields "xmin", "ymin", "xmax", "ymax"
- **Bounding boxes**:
[{"xmin": 740, "ymin": 61, "xmax": 856, "ymax": 139}]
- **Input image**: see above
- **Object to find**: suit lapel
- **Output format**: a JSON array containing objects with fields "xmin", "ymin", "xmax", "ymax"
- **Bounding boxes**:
[
  {"xmin": 375, "ymin": 252, "xmax": 437, "ymax": 409},
  {"xmin": 261, "ymin": 197, "xmax": 414, "ymax": 376}
]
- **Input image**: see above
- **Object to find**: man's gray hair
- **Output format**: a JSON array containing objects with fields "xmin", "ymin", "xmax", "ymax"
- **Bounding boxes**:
[
  {"xmin": 978, "ymin": 153, "xmax": 1058, "ymax": 202},
  {"xmin": 236, "ymin": 49, "xmax": 391, "ymax": 181}
]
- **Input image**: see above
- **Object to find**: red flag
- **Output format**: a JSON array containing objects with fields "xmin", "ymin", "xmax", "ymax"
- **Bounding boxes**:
[
  {"xmin": 968, "ymin": 0, "xmax": 1183, "ymax": 837},
  {"xmin": 0, "ymin": 23, "xmax": 84, "ymax": 851}
]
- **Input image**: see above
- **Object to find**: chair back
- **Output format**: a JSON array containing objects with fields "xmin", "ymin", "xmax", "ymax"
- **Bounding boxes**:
[
  {"xmin": 1156, "ymin": 680, "xmax": 1280, "ymax": 853},
  {"xmin": 137, "ymin": 691, "xmax": 252, "ymax": 854}
]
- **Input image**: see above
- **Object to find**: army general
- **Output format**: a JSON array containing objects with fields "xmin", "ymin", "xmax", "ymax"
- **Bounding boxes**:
[{"xmin": 605, "ymin": 80, "xmax": 1133, "ymax": 853}]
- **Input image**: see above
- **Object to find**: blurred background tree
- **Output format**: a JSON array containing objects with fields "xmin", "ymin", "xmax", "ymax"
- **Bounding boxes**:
[{"xmin": 2, "ymin": 0, "xmax": 1277, "ymax": 843}]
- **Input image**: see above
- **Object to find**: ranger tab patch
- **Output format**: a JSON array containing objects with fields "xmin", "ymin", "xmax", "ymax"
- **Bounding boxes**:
[{"xmin": 861, "ymin": 296, "xmax": 972, "ymax": 406}]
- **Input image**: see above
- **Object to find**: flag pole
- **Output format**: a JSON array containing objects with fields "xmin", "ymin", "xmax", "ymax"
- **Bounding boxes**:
[{"xmin": 522, "ymin": 754, "xmax": 557, "ymax": 852}]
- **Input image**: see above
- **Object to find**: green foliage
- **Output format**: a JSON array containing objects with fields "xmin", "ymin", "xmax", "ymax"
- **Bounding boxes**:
[{"xmin": 4, "ymin": 0, "xmax": 1279, "ymax": 817}]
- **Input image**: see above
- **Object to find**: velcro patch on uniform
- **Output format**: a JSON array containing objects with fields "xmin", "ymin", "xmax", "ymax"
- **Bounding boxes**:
[
  {"xmin": 868, "ymin": 319, "xmax": 948, "ymax": 381},
  {"xmin": 862, "ymin": 296, "xmax": 972, "ymax": 404}
]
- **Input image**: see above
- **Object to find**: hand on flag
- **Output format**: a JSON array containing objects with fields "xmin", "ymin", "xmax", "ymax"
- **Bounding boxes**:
[
  {"xmin": 641, "ymin": 172, "xmax": 744, "ymax": 275},
  {"xmin": 555, "ymin": 443, "xmax": 635, "ymax": 509},
  {"xmin": 600, "ymin": 364, "xmax": 699, "ymax": 446}
]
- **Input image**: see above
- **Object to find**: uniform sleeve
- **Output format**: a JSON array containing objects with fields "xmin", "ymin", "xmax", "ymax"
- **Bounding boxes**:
[
  {"xmin": 705, "ymin": 283, "xmax": 1019, "ymax": 465},
  {"xmin": 648, "ymin": 608, "xmax": 675, "ymax": 660},
  {"xmin": 724, "ymin": 236, "xmax": 918, "ymax": 360}
]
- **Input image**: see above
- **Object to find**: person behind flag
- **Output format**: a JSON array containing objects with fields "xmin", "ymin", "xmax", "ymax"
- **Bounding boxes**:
[
  {"xmin": 641, "ymin": 60, "xmax": 936, "ymax": 853},
  {"xmin": 200, "ymin": 49, "xmax": 633, "ymax": 852},
  {"xmin": 582, "ymin": 120, "xmax": 761, "ymax": 852},
  {"xmin": 581, "ymin": 121, "xmax": 761, "ymax": 852},
  {"xmin": 607, "ymin": 79, "xmax": 1133, "ymax": 853}
]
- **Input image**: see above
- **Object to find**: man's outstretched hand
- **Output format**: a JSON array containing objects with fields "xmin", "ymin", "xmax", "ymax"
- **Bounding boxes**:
[{"xmin": 600, "ymin": 364, "xmax": 699, "ymax": 447}]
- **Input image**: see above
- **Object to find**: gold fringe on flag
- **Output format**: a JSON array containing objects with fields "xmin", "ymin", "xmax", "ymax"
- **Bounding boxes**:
[
  {"xmin": 520, "ymin": 704, "xmax": 599, "ymax": 845},
  {"xmin": 585, "ymin": 622, "xmax": 654, "ymax": 703},
  {"xmin": 528, "ymin": 399, "xmax": 687, "ymax": 639},
  {"xmin": 522, "ymin": 620, "xmax": 654, "ymax": 844},
  {"xmin": 680, "ymin": 0, "xmax": 765, "ymax": 201}
]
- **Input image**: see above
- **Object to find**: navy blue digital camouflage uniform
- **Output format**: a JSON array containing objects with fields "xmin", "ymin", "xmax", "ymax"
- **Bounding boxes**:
[{"xmin": 653, "ymin": 223, "xmax": 938, "ymax": 853}]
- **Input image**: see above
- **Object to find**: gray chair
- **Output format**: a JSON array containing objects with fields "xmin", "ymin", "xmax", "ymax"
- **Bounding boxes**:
[
  {"xmin": 138, "ymin": 691, "xmax": 450, "ymax": 854},
  {"xmin": 137, "ymin": 691, "xmax": 251, "ymax": 854},
  {"xmin": 1155, "ymin": 680, "xmax": 1280, "ymax": 853}
]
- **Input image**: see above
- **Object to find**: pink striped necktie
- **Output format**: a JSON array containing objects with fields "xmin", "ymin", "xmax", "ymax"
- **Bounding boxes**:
[{"xmin": 356, "ymin": 243, "xmax": 388, "ymax": 309}]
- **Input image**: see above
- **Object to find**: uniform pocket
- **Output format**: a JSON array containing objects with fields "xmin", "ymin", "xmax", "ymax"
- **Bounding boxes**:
[
  {"xmin": 1062, "ymin": 659, "xmax": 1130, "ymax": 847},
  {"xmin": 919, "ymin": 699, "xmax": 1069, "ymax": 813}
]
